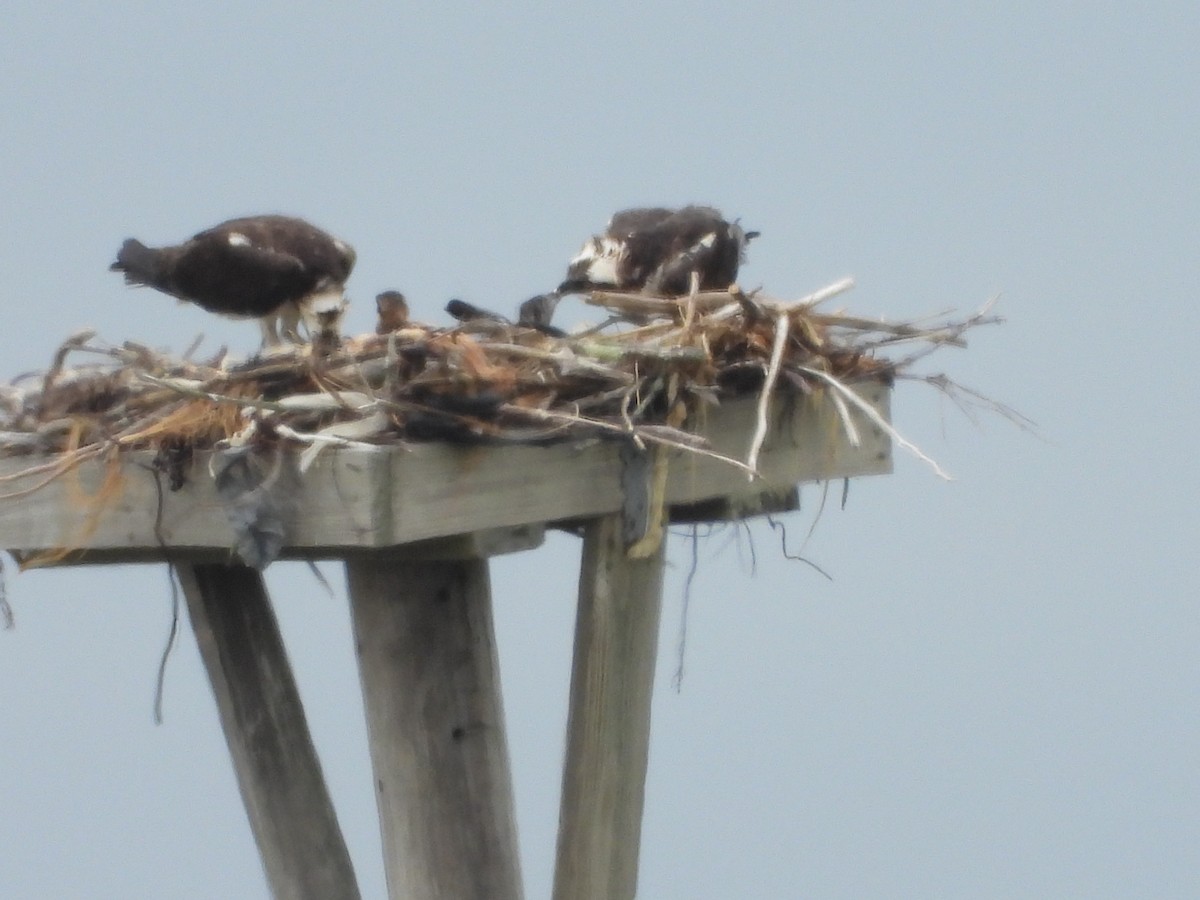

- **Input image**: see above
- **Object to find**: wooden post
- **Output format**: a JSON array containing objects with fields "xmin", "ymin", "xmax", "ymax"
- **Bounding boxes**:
[
  {"xmin": 553, "ymin": 514, "xmax": 667, "ymax": 900},
  {"xmin": 346, "ymin": 553, "xmax": 523, "ymax": 900},
  {"xmin": 179, "ymin": 563, "xmax": 360, "ymax": 900}
]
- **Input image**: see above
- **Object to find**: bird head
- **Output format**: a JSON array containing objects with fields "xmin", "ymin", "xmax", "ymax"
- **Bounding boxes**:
[
  {"xmin": 302, "ymin": 281, "xmax": 348, "ymax": 349},
  {"xmin": 375, "ymin": 290, "xmax": 409, "ymax": 333},
  {"xmin": 518, "ymin": 291, "xmax": 562, "ymax": 328},
  {"xmin": 730, "ymin": 220, "xmax": 760, "ymax": 263}
]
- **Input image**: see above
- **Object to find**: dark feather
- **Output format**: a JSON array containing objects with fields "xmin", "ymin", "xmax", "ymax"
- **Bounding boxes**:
[
  {"xmin": 559, "ymin": 205, "xmax": 757, "ymax": 296},
  {"xmin": 607, "ymin": 207, "xmax": 674, "ymax": 237},
  {"xmin": 111, "ymin": 215, "xmax": 355, "ymax": 320},
  {"xmin": 445, "ymin": 299, "xmax": 509, "ymax": 324},
  {"xmin": 111, "ymin": 239, "xmax": 167, "ymax": 290},
  {"xmin": 517, "ymin": 292, "xmax": 563, "ymax": 331}
]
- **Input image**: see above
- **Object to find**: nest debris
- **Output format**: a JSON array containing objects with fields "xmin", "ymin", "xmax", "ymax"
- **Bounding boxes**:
[{"xmin": 0, "ymin": 278, "xmax": 1007, "ymax": 530}]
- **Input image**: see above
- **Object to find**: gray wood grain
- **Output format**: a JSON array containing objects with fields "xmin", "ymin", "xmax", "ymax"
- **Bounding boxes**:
[
  {"xmin": 553, "ymin": 515, "xmax": 667, "ymax": 900},
  {"xmin": 179, "ymin": 563, "xmax": 360, "ymax": 900},
  {"xmin": 0, "ymin": 384, "xmax": 891, "ymax": 558},
  {"xmin": 346, "ymin": 554, "xmax": 523, "ymax": 900}
]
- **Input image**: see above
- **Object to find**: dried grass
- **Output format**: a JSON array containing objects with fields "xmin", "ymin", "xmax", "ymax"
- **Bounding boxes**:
[{"xmin": 0, "ymin": 280, "xmax": 1005, "ymax": 496}]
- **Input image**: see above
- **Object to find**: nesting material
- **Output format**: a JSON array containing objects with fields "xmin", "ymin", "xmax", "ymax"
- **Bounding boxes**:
[{"xmin": 0, "ymin": 279, "xmax": 1002, "ymax": 566}]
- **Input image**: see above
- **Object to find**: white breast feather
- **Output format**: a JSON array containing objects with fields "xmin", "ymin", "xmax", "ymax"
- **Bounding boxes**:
[
  {"xmin": 570, "ymin": 236, "xmax": 626, "ymax": 285},
  {"xmin": 585, "ymin": 254, "xmax": 621, "ymax": 285},
  {"xmin": 571, "ymin": 236, "xmax": 626, "ymax": 266}
]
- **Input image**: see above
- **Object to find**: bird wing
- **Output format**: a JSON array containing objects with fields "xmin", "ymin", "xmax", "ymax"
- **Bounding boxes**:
[
  {"xmin": 220, "ymin": 239, "xmax": 310, "ymax": 279},
  {"xmin": 169, "ymin": 233, "xmax": 313, "ymax": 317},
  {"xmin": 607, "ymin": 207, "xmax": 674, "ymax": 237},
  {"xmin": 644, "ymin": 233, "xmax": 719, "ymax": 295}
]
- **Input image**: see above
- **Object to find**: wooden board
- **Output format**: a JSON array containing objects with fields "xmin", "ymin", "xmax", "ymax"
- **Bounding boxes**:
[
  {"xmin": 347, "ymin": 554, "xmax": 523, "ymax": 900},
  {"xmin": 180, "ymin": 563, "xmax": 361, "ymax": 900},
  {"xmin": 0, "ymin": 382, "xmax": 891, "ymax": 558},
  {"xmin": 553, "ymin": 515, "xmax": 666, "ymax": 900}
]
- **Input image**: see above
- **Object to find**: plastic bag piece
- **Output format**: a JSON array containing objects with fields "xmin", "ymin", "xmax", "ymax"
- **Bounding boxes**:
[{"xmin": 212, "ymin": 442, "xmax": 297, "ymax": 570}]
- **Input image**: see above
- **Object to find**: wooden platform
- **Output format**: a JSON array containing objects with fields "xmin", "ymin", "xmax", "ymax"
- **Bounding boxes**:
[{"xmin": 0, "ymin": 382, "xmax": 891, "ymax": 560}]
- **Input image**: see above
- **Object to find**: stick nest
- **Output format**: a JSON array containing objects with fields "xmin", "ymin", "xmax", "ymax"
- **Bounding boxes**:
[{"xmin": 0, "ymin": 279, "xmax": 1002, "ymax": 483}]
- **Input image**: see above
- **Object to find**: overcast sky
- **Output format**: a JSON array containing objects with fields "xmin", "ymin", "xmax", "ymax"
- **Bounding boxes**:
[{"xmin": 2, "ymin": 3, "xmax": 1197, "ymax": 898}]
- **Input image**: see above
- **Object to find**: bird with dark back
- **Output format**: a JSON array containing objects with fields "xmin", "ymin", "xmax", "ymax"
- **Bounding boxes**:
[{"xmin": 111, "ymin": 214, "xmax": 356, "ymax": 349}]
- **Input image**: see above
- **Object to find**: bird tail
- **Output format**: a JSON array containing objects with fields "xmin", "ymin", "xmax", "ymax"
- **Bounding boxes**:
[{"xmin": 110, "ymin": 238, "xmax": 165, "ymax": 288}]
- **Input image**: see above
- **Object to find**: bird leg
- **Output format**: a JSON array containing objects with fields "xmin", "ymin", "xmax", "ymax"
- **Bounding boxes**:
[
  {"xmin": 301, "ymin": 292, "xmax": 348, "ymax": 353},
  {"xmin": 279, "ymin": 304, "xmax": 304, "ymax": 345},
  {"xmin": 258, "ymin": 316, "xmax": 284, "ymax": 350}
]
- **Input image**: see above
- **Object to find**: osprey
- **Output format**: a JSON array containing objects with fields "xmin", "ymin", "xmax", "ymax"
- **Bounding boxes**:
[
  {"xmin": 375, "ymin": 290, "xmax": 409, "ymax": 334},
  {"xmin": 110, "ymin": 214, "xmax": 356, "ymax": 347},
  {"xmin": 558, "ymin": 205, "xmax": 758, "ymax": 296}
]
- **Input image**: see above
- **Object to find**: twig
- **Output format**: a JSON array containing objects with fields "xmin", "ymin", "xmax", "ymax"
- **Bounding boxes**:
[
  {"xmin": 765, "ymin": 514, "xmax": 833, "ymax": 579},
  {"xmin": 681, "ymin": 271, "xmax": 700, "ymax": 331},
  {"xmin": 913, "ymin": 373, "xmax": 1040, "ymax": 436},
  {"xmin": 306, "ymin": 561, "xmax": 336, "ymax": 598},
  {"xmin": 136, "ymin": 373, "xmax": 296, "ymax": 413},
  {"xmin": 672, "ymin": 524, "xmax": 702, "ymax": 692},
  {"xmin": 504, "ymin": 404, "xmax": 758, "ymax": 476},
  {"xmin": 786, "ymin": 277, "xmax": 856, "ymax": 310},
  {"xmin": 143, "ymin": 463, "xmax": 180, "ymax": 725},
  {"xmin": 585, "ymin": 288, "xmax": 739, "ymax": 317},
  {"xmin": 799, "ymin": 366, "xmax": 954, "ymax": 480},
  {"xmin": 619, "ymin": 385, "xmax": 644, "ymax": 450},
  {"xmin": 40, "ymin": 330, "xmax": 98, "ymax": 397},
  {"xmin": 182, "ymin": 334, "xmax": 206, "ymax": 361},
  {"xmin": 0, "ymin": 446, "xmax": 104, "ymax": 500},
  {"xmin": 826, "ymin": 387, "xmax": 861, "ymax": 448},
  {"xmin": 153, "ymin": 570, "xmax": 180, "ymax": 725},
  {"xmin": 801, "ymin": 480, "xmax": 832, "ymax": 557},
  {"xmin": 745, "ymin": 311, "xmax": 790, "ymax": 478}
]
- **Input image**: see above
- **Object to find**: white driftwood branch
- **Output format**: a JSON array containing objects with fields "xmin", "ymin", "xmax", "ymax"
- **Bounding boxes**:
[{"xmin": 745, "ymin": 312, "xmax": 791, "ymax": 478}]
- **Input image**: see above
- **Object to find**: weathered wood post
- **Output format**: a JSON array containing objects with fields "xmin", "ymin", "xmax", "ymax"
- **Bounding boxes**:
[
  {"xmin": 179, "ymin": 562, "xmax": 361, "ymax": 900},
  {"xmin": 346, "ymin": 549, "xmax": 524, "ymax": 900},
  {"xmin": 553, "ymin": 514, "xmax": 666, "ymax": 900}
]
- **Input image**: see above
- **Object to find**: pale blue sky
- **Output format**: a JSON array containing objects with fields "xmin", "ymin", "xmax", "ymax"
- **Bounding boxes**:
[{"xmin": 2, "ymin": 3, "xmax": 1197, "ymax": 898}]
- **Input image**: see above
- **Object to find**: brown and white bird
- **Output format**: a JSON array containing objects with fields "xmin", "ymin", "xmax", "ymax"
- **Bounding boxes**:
[
  {"xmin": 375, "ymin": 290, "xmax": 409, "ymax": 334},
  {"xmin": 110, "ymin": 214, "xmax": 355, "ymax": 348},
  {"xmin": 558, "ymin": 205, "xmax": 758, "ymax": 297}
]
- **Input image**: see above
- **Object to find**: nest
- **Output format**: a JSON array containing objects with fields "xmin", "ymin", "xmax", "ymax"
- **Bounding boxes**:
[{"xmin": 0, "ymin": 278, "xmax": 1005, "ymax": 514}]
